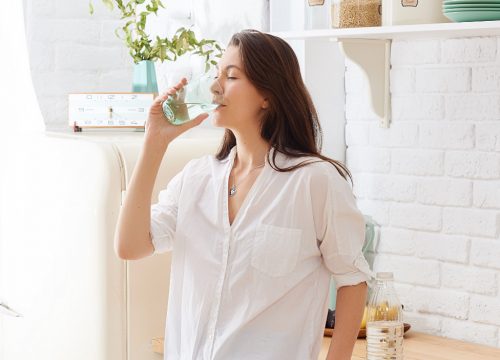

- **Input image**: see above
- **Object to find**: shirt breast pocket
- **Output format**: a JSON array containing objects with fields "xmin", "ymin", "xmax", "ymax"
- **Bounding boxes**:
[{"xmin": 250, "ymin": 224, "xmax": 302, "ymax": 277}]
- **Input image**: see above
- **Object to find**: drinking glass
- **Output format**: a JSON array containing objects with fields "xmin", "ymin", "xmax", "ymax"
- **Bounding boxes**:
[{"xmin": 162, "ymin": 69, "xmax": 223, "ymax": 125}]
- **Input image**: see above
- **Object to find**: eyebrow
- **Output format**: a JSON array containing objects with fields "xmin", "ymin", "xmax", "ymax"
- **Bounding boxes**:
[{"xmin": 215, "ymin": 64, "xmax": 242, "ymax": 71}]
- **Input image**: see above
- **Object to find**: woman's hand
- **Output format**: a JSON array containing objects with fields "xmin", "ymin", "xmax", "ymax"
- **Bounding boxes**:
[{"xmin": 144, "ymin": 78, "xmax": 209, "ymax": 148}]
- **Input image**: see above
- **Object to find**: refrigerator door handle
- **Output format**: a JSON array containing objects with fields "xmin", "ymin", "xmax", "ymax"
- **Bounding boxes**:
[{"xmin": 0, "ymin": 302, "xmax": 23, "ymax": 317}]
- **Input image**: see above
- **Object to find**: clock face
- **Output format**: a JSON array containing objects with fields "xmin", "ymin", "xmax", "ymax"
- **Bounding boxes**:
[{"xmin": 68, "ymin": 93, "xmax": 155, "ymax": 128}]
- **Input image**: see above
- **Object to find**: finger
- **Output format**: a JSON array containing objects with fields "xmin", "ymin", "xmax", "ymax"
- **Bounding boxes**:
[
  {"xmin": 153, "ymin": 89, "xmax": 177, "ymax": 106},
  {"xmin": 170, "ymin": 78, "xmax": 188, "ymax": 93},
  {"xmin": 153, "ymin": 78, "xmax": 188, "ymax": 105},
  {"xmin": 153, "ymin": 91, "xmax": 170, "ymax": 105},
  {"xmin": 167, "ymin": 78, "xmax": 187, "ymax": 92}
]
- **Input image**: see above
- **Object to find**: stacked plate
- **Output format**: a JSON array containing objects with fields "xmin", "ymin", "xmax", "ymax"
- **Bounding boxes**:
[{"xmin": 443, "ymin": 0, "xmax": 500, "ymax": 22}]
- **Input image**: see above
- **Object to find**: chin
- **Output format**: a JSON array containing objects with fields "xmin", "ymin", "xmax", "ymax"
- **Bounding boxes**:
[{"xmin": 211, "ymin": 113, "xmax": 229, "ymax": 128}]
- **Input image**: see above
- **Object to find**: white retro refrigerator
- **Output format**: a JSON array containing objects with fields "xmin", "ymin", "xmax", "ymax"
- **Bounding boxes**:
[{"xmin": 0, "ymin": 130, "xmax": 222, "ymax": 360}]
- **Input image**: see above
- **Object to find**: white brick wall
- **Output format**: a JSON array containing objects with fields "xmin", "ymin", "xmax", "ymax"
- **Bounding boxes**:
[
  {"xmin": 25, "ymin": 0, "xmax": 268, "ymax": 131},
  {"xmin": 25, "ymin": 0, "xmax": 132, "ymax": 131},
  {"xmin": 346, "ymin": 37, "xmax": 500, "ymax": 347}
]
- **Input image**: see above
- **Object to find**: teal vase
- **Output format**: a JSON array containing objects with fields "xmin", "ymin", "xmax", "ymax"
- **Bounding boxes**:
[{"xmin": 132, "ymin": 60, "xmax": 158, "ymax": 93}]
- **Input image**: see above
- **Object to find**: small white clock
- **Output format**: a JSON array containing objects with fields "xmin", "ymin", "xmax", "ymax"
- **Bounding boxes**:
[{"xmin": 68, "ymin": 92, "xmax": 156, "ymax": 132}]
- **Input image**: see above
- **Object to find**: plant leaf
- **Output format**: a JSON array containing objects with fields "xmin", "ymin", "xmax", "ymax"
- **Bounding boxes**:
[
  {"xmin": 92, "ymin": 2, "xmax": 221, "ymax": 69},
  {"xmin": 102, "ymin": 0, "xmax": 114, "ymax": 11}
]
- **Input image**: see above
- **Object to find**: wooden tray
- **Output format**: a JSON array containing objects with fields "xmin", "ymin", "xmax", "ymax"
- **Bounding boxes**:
[{"xmin": 324, "ymin": 323, "xmax": 411, "ymax": 338}]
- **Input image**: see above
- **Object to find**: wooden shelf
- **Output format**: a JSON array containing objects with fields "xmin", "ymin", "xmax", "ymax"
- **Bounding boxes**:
[
  {"xmin": 152, "ymin": 332, "xmax": 500, "ymax": 359},
  {"xmin": 272, "ymin": 20, "xmax": 500, "ymax": 41}
]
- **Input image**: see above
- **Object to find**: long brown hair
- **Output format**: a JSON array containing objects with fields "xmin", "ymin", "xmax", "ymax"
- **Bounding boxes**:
[{"xmin": 215, "ymin": 29, "xmax": 351, "ymax": 182}]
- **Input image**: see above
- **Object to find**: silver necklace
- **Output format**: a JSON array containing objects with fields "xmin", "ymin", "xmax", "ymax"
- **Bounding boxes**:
[{"xmin": 229, "ymin": 163, "xmax": 265, "ymax": 197}]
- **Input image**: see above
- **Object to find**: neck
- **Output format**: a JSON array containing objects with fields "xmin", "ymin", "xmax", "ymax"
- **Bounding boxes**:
[{"xmin": 233, "ymin": 136, "xmax": 270, "ymax": 171}]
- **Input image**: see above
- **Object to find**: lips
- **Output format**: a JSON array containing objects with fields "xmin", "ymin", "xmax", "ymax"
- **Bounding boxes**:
[
  {"xmin": 213, "ymin": 101, "xmax": 226, "ymax": 110},
  {"xmin": 212, "ymin": 94, "xmax": 225, "ymax": 108}
]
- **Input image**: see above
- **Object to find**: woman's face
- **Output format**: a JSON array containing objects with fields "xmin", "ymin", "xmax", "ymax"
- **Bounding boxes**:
[{"xmin": 210, "ymin": 45, "xmax": 268, "ymax": 131}]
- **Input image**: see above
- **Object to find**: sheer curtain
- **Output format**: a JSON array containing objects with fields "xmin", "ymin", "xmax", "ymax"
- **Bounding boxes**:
[
  {"xmin": 0, "ymin": 1, "xmax": 45, "ymax": 135},
  {"xmin": 0, "ymin": 1, "xmax": 44, "ymax": 324}
]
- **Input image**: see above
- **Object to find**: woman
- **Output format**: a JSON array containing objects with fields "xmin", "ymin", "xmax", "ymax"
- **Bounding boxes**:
[{"xmin": 115, "ymin": 29, "xmax": 372, "ymax": 360}]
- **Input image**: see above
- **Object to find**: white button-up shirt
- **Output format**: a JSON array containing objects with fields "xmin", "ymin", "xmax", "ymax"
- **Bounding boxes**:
[{"xmin": 150, "ymin": 146, "xmax": 372, "ymax": 360}]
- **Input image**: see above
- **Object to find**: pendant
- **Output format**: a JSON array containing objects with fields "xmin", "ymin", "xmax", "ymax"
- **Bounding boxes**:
[{"xmin": 229, "ymin": 185, "xmax": 237, "ymax": 197}]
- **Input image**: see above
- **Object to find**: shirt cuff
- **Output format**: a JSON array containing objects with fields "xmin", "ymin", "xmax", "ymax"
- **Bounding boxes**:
[
  {"xmin": 149, "ymin": 223, "xmax": 172, "ymax": 254},
  {"xmin": 332, "ymin": 254, "xmax": 374, "ymax": 289}
]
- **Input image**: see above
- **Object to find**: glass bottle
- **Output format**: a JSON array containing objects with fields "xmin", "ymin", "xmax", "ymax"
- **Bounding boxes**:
[{"xmin": 366, "ymin": 272, "xmax": 404, "ymax": 360}]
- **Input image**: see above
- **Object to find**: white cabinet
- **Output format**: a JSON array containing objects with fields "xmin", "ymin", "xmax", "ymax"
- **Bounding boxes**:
[{"xmin": 0, "ymin": 131, "xmax": 221, "ymax": 360}]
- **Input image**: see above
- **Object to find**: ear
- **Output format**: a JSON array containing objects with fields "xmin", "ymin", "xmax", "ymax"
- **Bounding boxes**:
[{"xmin": 262, "ymin": 98, "xmax": 269, "ymax": 109}]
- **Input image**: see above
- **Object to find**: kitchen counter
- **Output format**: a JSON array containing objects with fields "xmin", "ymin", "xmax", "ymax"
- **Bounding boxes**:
[{"xmin": 152, "ymin": 332, "xmax": 500, "ymax": 359}]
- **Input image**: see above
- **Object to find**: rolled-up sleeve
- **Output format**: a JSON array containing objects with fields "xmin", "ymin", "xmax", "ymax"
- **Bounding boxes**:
[
  {"xmin": 150, "ymin": 170, "xmax": 184, "ymax": 254},
  {"xmin": 312, "ymin": 166, "xmax": 373, "ymax": 289}
]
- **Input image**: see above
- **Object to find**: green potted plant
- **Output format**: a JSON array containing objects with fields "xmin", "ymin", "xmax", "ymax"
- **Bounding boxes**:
[{"xmin": 89, "ymin": 0, "xmax": 223, "ymax": 93}]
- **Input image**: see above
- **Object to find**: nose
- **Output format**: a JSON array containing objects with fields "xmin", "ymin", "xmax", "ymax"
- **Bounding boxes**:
[{"xmin": 210, "ymin": 78, "xmax": 223, "ymax": 96}]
